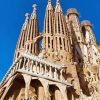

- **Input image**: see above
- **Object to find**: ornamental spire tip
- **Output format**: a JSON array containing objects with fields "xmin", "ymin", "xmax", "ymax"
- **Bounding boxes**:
[
  {"xmin": 56, "ymin": 0, "xmax": 60, "ymax": 4},
  {"xmin": 25, "ymin": 13, "xmax": 29, "ymax": 17},
  {"xmin": 32, "ymin": 4, "xmax": 37, "ymax": 11},
  {"xmin": 48, "ymin": 0, "xmax": 51, "ymax": 2}
]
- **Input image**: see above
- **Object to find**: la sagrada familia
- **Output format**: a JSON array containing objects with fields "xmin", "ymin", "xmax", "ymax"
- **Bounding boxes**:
[{"xmin": 0, "ymin": 0, "xmax": 100, "ymax": 100}]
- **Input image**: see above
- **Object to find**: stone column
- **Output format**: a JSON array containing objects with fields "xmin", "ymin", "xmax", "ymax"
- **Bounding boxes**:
[
  {"xmin": 40, "ymin": 79, "xmax": 50, "ymax": 100},
  {"xmin": 0, "ymin": 77, "xmax": 14, "ymax": 100},
  {"xmin": 22, "ymin": 74, "xmax": 32, "ymax": 100},
  {"xmin": 38, "ymin": 86, "xmax": 45, "ymax": 100},
  {"xmin": 55, "ymin": 89, "xmax": 62, "ymax": 100},
  {"xmin": 59, "ymin": 85, "xmax": 68, "ymax": 100}
]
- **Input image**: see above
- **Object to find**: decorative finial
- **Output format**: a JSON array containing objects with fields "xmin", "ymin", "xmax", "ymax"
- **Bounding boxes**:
[
  {"xmin": 55, "ymin": 0, "xmax": 62, "ymax": 12},
  {"xmin": 25, "ymin": 13, "xmax": 29, "ymax": 22},
  {"xmin": 25, "ymin": 13, "xmax": 29, "ymax": 17},
  {"xmin": 32, "ymin": 4, "xmax": 37, "ymax": 11},
  {"xmin": 25, "ymin": 13, "xmax": 29, "ymax": 20},
  {"xmin": 48, "ymin": 0, "xmax": 51, "ymax": 4},
  {"xmin": 56, "ymin": 0, "xmax": 60, "ymax": 4},
  {"xmin": 22, "ymin": 13, "xmax": 29, "ymax": 30},
  {"xmin": 31, "ymin": 4, "xmax": 37, "ymax": 19},
  {"xmin": 48, "ymin": 0, "xmax": 51, "ymax": 2}
]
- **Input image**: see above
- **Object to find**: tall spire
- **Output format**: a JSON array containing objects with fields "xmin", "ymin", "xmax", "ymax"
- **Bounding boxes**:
[
  {"xmin": 55, "ymin": 0, "xmax": 62, "ymax": 12},
  {"xmin": 56, "ymin": 0, "xmax": 59, "ymax": 4},
  {"xmin": 53, "ymin": 0, "xmax": 73, "ymax": 64},
  {"xmin": 67, "ymin": 8, "xmax": 83, "ymax": 43},
  {"xmin": 14, "ymin": 13, "xmax": 29, "ymax": 61},
  {"xmin": 47, "ymin": 0, "xmax": 53, "ymax": 10},
  {"xmin": 48, "ymin": 0, "xmax": 51, "ymax": 4},
  {"xmin": 22, "ymin": 13, "xmax": 29, "ymax": 30},
  {"xmin": 31, "ymin": 4, "xmax": 37, "ymax": 19},
  {"xmin": 25, "ymin": 4, "xmax": 39, "ymax": 55},
  {"xmin": 81, "ymin": 20, "xmax": 96, "ymax": 45},
  {"xmin": 42, "ymin": 0, "xmax": 54, "ymax": 60}
]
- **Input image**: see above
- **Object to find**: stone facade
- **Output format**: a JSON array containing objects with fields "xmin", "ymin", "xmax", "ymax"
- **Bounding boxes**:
[{"xmin": 0, "ymin": 0, "xmax": 100, "ymax": 100}]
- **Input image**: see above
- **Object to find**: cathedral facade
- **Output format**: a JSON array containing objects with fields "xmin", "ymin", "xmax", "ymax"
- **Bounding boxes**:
[{"xmin": 0, "ymin": 0, "xmax": 100, "ymax": 100}]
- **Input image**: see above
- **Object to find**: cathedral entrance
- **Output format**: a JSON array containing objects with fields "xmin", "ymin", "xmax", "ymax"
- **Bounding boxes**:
[
  {"xmin": 49, "ymin": 85, "xmax": 62, "ymax": 100},
  {"xmin": 4, "ymin": 74, "xmax": 25, "ymax": 100},
  {"xmin": 30, "ymin": 79, "xmax": 45, "ymax": 100}
]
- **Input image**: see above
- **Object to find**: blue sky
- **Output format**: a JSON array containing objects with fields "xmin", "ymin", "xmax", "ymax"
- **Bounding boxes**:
[{"xmin": 0, "ymin": 0, "xmax": 100, "ymax": 81}]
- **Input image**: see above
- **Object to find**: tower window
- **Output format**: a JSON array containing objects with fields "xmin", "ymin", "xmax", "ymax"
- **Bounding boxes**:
[
  {"xmin": 48, "ymin": 37, "xmax": 50, "ymax": 48},
  {"xmin": 59, "ymin": 37, "xmax": 62, "ymax": 49},
  {"xmin": 63, "ymin": 38, "xmax": 65, "ymax": 50},
  {"xmin": 78, "ymin": 36, "xmax": 80, "ymax": 40},
  {"xmin": 56, "ymin": 37, "xmax": 58, "ymax": 49},
  {"xmin": 58, "ymin": 14, "xmax": 60, "ymax": 33},
  {"xmin": 52, "ymin": 39, "xmax": 53, "ymax": 49},
  {"xmin": 31, "ymin": 43, "xmax": 33, "ymax": 53},
  {"xmin": 17, "ymin": 52, "xmax": 20, "ymax": 58},
  {"xmin": 59, "ymin": 38, "xmax": 62, "ymax": 45},
  {"xmin": 67, "ymin": 40, "xmax": 69, "ymax": 52},
  {"xmin": 48, "ymin": 11, "xmax": 50, "ymax": 33},
  {"xmin": 27, "ymin": 44, "xmax": 29, "ymax": 50}
]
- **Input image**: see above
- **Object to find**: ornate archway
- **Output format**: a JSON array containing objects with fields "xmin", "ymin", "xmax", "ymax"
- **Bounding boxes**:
[
  {"xmin": 49, "ymin": 85, "xmax": 63, "ymax": 100},
  {"xmin": 4, "ymin": 74, "xmax": 25, "ymax": 100}
]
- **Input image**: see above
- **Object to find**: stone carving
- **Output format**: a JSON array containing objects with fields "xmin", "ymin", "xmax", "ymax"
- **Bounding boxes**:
[{"xmin": 0, "ymin": 0, "xmax": 100, "ymax": 100}]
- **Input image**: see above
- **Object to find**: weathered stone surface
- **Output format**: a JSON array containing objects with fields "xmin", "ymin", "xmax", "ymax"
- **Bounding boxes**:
[{"xmin": 0, "ymin": 0, "xmax": 100, "ymax": 100}]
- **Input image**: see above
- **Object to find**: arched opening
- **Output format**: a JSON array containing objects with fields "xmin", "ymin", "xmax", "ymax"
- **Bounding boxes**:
[
  {"xmin": 4, "ymin": 74, "xmax": 25, "ymax": 100},
  {"xmin": 82, "ymin": 26, "xmax": 86, "ymax": 43},
  {"xmin": 49, "ymin": 85, "xmax": 62, "ymax": 100},
  {"xmin": 30, "ymin": 79, "xmax": 45, "ymax": 100}
]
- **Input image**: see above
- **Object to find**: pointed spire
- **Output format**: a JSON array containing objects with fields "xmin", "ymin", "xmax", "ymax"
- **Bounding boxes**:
[
  {"xmin": 25, "ymin": 3, "xmax": 39, "ymax": 55},
  {"xmin": 43, "ymin": 0, "xmax": 54, "ymax": 33},
  {"xmin": 48, "ymin": 0, "xmax": 51, "ymax": 3},
  {"xmin": 56, "ymin": 0, "xmax": 60, "ymax": 4},
  {"xmin": 22, "ymin": 13, "xmax": 29, "ymax": 30},
  {"xmin": 55, "ymin": 0, "xmax": 62, "ymax": 12},
  {"xmin": 47, "ymin": 0, "xmax": 53, "ymax": 10},
  {"xmin": 25, "ymin": 13, "xmax": 29, "ymax": 20},
  {"xmin": 14, "ymin": 13, "xmax": 29, "ymax": 61},
  {"xmin": 33, "ymin": 4, "xmax": 37, "ymax": 11},
  {"xmin": 31, "ymin": 4, "xmax": 37, "ymax": 19}
]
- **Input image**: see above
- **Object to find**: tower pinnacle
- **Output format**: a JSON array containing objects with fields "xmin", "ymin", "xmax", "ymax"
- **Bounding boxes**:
[
  {"xmin": 22, "ymin": 13, "xmax": 29, "ymax": 30},
  {"xmin": 31, "ymin": 4, "xmax": 37, "ymax": 19},
  {"xmin": 14, "ymin": 13, "xmax": 29, "ymax": 61},
  {"xmin": 25, "ymin": 13, "xmax": 29, "ymax": 18},
  {"xmin": 32, "ymin": 4, "xmax": 37, "ymax": 11},
  {"xmin": 55, "ymin": 0, "xmax": 62, "ymax": 12},
  {"xmin": 56, "ymin": 0, "xmax": 60, "ymax": 4},
  {"xmin": 48, "ymin": 0, "xmax": 51, "ymax": 3}
]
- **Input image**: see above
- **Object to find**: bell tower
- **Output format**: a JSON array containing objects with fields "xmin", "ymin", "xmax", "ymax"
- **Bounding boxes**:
[
  {"xmin": 53, "ymin": 0, "xmax": 73, "ymax": 64},
  {"xmin": 67, "ymin": 8, "xmax": 83, "ymax": 43},
  {"xmin": 42, "ymin": 0, "xmax": 54, "ymax": 61},
  {"xmin": 67, "ymin": 8, "xmax": 86, "ymax": 63},
  {"xmin": 25, "ymin": 4, "xmax": 39, "ymax": 55},
  {"xmin": 53, "ymin": 0, "xmax": 81, "ymax": 95},
  {"xmin": 81, "ymin": 20, "xmax": 96, "ymax": 45},
  {"xmin": 81, "ymin": 20, "xmax": 97, "ymax": 64},
  {"xmin": 14, "ymin": 13, "xmax": 29, "ymax": 61}
]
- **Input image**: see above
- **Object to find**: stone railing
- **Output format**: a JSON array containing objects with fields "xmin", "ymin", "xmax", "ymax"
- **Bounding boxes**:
[{"xmin": 0, "ymin": 53, "xmax": 72, "ymax": 87}]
